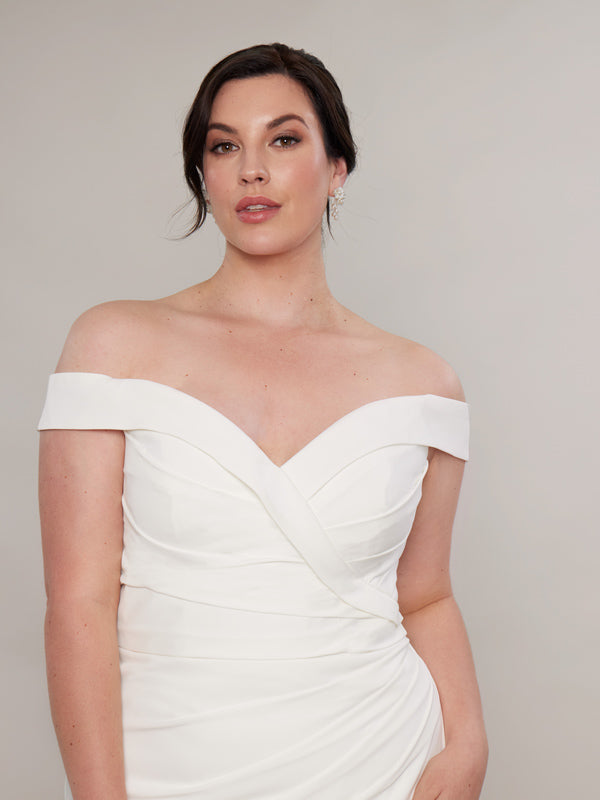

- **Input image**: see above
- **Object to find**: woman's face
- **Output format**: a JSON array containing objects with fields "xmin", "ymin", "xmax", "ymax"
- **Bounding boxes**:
[{"xmin": 202, "ymin": 73, "xmax": 346, "ymax": 258}]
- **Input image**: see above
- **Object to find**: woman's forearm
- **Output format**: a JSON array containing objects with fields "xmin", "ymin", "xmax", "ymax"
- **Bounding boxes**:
[
  {"xmin": 402, "ymin": 594, "xmax": 488, "ymax": 761},
  {"xmin": 45, "ymin": 599, "xmax": 127, "ymax": 800}
]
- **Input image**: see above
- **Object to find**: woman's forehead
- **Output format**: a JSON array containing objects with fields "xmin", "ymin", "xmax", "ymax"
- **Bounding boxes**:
[{"xmin": 209, "ymin": 74, "xmax": 317, "ymax": 127}]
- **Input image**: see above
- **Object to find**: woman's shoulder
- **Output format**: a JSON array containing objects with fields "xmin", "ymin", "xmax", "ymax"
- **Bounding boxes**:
[
  {"xmin": 55, "ymin": 298, "xmax": 169, "ymax": 377},
  {"xmin": 366, "ymin": 325, "xmax": 466, "ymax": 403}
]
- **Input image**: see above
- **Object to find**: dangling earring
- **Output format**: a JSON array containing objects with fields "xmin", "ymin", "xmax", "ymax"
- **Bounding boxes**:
[
  {"xmin": 199, "ymin": 171, "xmax": 212, "ymax": 215},
  {"xmin": 330, "ymin": 186, "xmax": 345, "ymax": 220}
]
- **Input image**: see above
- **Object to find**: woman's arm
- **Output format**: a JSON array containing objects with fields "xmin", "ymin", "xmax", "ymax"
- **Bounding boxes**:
[
  {"xmin": 40, "ymin": 425, "xmax": 127, "ymax": 800},
  {"xmin": 39, "ymin": 303, "xmax": 135, "ymax": 799},
  {"xmin": 39, "ymin": 301, "xmax": 159, "ymax": 797},
  {"xmin": 396, "ymin": 446, "xmax": 488, "ymax": 799}
]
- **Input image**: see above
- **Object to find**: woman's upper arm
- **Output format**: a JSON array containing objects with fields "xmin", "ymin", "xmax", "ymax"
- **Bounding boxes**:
[
  {"xmin": 39, "ymin": 428, "xmax": 125, "ymax": 610},
  {"xmin": 396, "ymin": 447, "xmax": 466, "ymax": 615},
  {"xmin": 394, "ymin": 347, "xmax": 468, "ymax": 616},
  {"xmin": 39, "ymin": 301, "xmax": 135, "ymax": 609}
]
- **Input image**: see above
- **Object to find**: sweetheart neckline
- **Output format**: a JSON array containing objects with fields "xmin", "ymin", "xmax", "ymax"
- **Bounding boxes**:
[{"xmin": 50, "ymin": 371, "xmax": 468, "ymax": 470}]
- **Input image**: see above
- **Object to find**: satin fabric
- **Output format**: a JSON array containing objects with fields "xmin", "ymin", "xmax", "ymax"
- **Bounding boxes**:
[{"xmin": 38, "ymin": 372, "xmax": 469, "ymax": 800}]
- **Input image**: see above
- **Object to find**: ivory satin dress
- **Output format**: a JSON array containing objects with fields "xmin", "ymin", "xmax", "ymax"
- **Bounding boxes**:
[{"xmin": 38, "ymin": 371, "xmax": 469, "ymax": 800}]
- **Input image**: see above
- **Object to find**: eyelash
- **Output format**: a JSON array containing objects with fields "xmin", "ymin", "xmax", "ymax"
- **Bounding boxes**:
[
  {"xmin": 273, "ymin": 134, "xmax": 301, "ymax": 148},
  {"xmin": 210, "ymin": 141, "xmax": 236, "ymax": 154},
  {"xmin": 209, "ymin": 134, "xmax": 301, "ymax": 154}
]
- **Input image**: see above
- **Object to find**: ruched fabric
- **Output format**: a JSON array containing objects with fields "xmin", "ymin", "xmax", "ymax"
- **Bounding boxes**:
[{"xmin": 38, "ymin": 372, "xmax": 469, "ymax": 800}]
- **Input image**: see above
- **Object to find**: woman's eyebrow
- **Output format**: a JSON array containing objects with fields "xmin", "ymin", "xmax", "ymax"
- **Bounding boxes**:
[
  {"xmin": 206, "ymin": 114, "xmax": 309, "ymax": 135},
  {"xmin": 207, "ymin": 122, "xmax": 237, "ymax": 134},
  {"xmin": 267, "ymin": 114, "xmax": 308, "ymax": 130}
]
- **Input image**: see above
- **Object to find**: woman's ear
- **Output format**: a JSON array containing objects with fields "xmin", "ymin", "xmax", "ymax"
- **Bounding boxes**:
[{"xmin": 329, "ymin": 157, "xmax": 348, "ymax": 195}]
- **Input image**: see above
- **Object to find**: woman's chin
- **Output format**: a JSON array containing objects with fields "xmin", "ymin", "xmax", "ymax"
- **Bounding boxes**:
[
  {"xmin": 231, "ymin": 246, "xmax": 297, "ymax": 260},
  {"xmin": 221, "ymin": 225, "xmax": 322, "ymax": 260}
]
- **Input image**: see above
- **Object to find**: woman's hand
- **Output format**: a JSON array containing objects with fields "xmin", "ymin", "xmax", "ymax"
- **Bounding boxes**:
[{"xmin": 412, "ymin": 740, "xmax": 488, "ymax": 800}]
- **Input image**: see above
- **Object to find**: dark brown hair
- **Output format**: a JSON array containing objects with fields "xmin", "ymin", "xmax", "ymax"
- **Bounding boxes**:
[{"xmin": 179, "ymin": 42, "xmax": 357, "ymax": 237}]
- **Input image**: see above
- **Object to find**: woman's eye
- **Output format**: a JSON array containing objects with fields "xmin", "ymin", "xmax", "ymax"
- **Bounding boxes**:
[
  {"xmin": 210, "ymin": 141, "xmax": 238, "ymax": 154},
  {"xmin": 273, "ymin": 135, "xmax": 300, "ymax": 149}
]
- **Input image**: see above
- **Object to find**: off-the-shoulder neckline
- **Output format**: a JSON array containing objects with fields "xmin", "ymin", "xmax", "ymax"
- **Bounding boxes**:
[
  {"xmin": 49, "ymin": 371, "xmax": 468, "ymax": 407},
  {"xmin": 47, "ymin": 371, "xmax": 469, "ymax": 469}
]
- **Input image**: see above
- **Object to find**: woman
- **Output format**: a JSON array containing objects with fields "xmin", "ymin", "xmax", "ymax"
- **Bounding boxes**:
[{"xmin": 38, "ymin": 43, "xmax": 488, "ymax": 800}]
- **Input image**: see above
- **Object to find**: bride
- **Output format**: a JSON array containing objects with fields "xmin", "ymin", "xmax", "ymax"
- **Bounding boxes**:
[{"xmin": 38, "ymin": 42, "xmax": 487, "ymax": 799}]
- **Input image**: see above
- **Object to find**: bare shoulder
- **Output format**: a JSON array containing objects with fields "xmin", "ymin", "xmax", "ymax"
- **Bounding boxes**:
[
  {"xmin": 55, "ymin": 298, "xmax": 164, "ymax": 377},
  {"xmin": 373, "ymin": 328, "xmax": 466, "ymax": 402},
  {"xmin": 408, "ymin": 338, "xmax": 465, "ymax": 402}
]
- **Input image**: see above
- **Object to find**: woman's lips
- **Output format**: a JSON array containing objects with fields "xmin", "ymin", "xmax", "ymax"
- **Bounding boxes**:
[{"xmin": 235, "ymin": 195, "xmax": 281, "ymax": 224}]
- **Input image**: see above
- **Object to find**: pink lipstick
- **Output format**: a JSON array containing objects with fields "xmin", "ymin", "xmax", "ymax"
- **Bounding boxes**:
[{"xmin": 235, "ymin": 195, "xmax": 281, "ymax": 224}]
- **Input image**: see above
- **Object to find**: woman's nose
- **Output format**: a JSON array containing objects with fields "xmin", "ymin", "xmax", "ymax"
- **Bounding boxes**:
[{"xmin": 238, "ymin": 148, "xmax": 269, "ymax": 185}]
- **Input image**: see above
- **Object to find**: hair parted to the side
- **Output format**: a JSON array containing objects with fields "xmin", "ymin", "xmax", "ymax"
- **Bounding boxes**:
[{"xmin": 177, "ymin": 42, "xmax": 357, "ymax": 238}]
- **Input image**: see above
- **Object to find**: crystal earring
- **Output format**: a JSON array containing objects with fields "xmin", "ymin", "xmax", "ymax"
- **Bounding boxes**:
[
  {"xmin": 330, "ymin": 186, "xmax": 345, "ymax": 220},
  {"xmin": 199, "ymin": 172, "xmax": 212, "ymax": 215}
]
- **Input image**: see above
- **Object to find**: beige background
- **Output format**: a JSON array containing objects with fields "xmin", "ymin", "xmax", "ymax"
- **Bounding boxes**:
[{"xmin": 2, "ymin": 1, "xmax": 598, "ymax": 797}]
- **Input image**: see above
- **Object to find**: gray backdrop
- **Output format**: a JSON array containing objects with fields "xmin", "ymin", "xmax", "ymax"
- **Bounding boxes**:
[{"xmin": 2, "ymin": 1, "xmax": 598, "ymax": 797}]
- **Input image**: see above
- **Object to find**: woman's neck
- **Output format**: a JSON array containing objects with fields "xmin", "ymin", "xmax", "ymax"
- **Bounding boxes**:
[{"xmin": 197, "ymin": 241, "xmax": 342, "ymax": 330}]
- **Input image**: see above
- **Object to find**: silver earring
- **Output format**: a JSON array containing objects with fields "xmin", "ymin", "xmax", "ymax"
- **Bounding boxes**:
[
  {"xmin": 199, "ymin": 174, "xmax": 212, "ymax": 215},
  {"xmin": 331, "ymin": 186, "xmax": 345, "ymax": 220}
]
